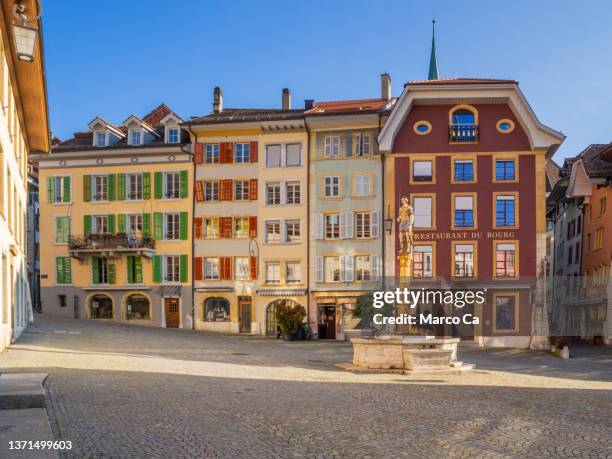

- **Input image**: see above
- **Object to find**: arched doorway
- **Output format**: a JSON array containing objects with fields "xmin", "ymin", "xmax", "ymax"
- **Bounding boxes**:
[
  {"xmin": 90, "ymin": 294, "xmax": 113, "ymax": 319},
  {"xmin": 266, "ymin": 299, "xmax": 301, "ymax": 336},
  {"xmin": 126, "ymin": 294, "xmax": 151, "ymax": 320}
]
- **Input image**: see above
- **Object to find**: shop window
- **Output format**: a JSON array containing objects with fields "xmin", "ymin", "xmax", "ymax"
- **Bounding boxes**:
[{"xmin": 205, "ymin": 297, "xmax": 230, "ymax": 322}]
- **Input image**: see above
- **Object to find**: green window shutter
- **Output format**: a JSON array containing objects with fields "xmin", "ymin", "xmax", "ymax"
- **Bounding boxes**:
[
  {"xmin": 152, "ymin": 255, "xmax": 162, "ymax": 283},
  {"xmin": 154, "ymin": 172, "xmax": 163, "ymax": 199},
  {"xmin": 56, "ymin": 257, "xmax": 63, "ymax": 284},
  {"xmin": 143, "ymin": 213, "xmax": 151, "ymax": 237},
  {"xmin": 154, "ymin": 213, "xmax": 163, "ymax": 240},
  {"xmin": 118, "ymin": 214, "xmax": 126, "ymax": 233},
  {"xmin": 92, "ymin": 257, "xmax": 99, "ymax": 284},
  {"xmin": 179, "ymin": 212, "xmax": 188, "ymax": 240},
  {"xmin": 180, "ymin": 254, "xmax": 188, "ymax": 283},
  {"xmin": 84, "ymin": 215, "xmax": 92, "ymax": 235},
  {"xmin": 55, "ymin": 217, "xmax": 62, "ymax": 243},
  {"xmin": 108, "ymin": 263, "xmax": 116, "ymax": 284},
  {"xmin": 63, "ymin": 258, "xmax": 72, "ymax": 284},
  {"xmin": 108, "ymin": 214, "xmax": 116, "ymax": 234},
  {"xmin": 118, "ymin": 174, "xmax": 126, "ymax": 200},
  {"xmin": 65, "ymin": 217, "xmax": 71, "ymax": 242},
  {"xmin": 63, "ymin": 177, "xmax": 71, "ymax": 202},
  {"xmin": 127, "ymin": 256, "xmax": 134, "ymax": 284},
  {"xmin": 47, "ymin": 177, "xmax": 55, "ymax": 203},
  {"xmin": 143, "ymin": 172, "xmax": 151, "ymax": 199},
  {"xmin": 83, "ymin": 175, "xmax": 91, "ymax": 202},
  {"xmin": 180, "ymin": 170, "xmax": 188, "ymax": 198},
  {"xmin": 108, "ymin": 174, "xmax": 116, "ymax": 201},
  {"xmin": 134, "ymin": 256, "xmax": 143, "ymax": 283}
]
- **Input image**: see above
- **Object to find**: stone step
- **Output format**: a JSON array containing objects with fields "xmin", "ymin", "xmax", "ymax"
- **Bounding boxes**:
[{"xmin": 0, "ymin": 374, "xmax": 47, "ymax": 410}]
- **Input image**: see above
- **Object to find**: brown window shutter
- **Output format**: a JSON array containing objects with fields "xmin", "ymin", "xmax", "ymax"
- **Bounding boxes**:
[
  {"xmin": 220, "ymin": 179, "xmax": 233, "ymax": 201},
  {"xmin": 249, "ymin": 216, "xmax": 257, "ymax": 238},
  {"xmin": 249, "ymin": 256, "xmax": 258, "ymax": 280},
  {"xmin": 250, "ymin": 141, "xmax": 258, "ymax": 163},
  {"xmin": 221, "ymin": 142, "xmax": 234, "ymax": 164},
  {"xmin": 220, "ymin": 257, "xmax": 232, "ymax": 280},
  {"xmin": 221, "ymin": 217, "xmax": 232, "ymax": 238},
  {"xmin": 194, "ymin": 217, "xmax": 203, "ymax": 239},
  {"xmin": 249, "ymin": 179, "xmax": 258, "ymax": 200},
  {"xmin": 194, "ymin": 180, "xmax": 204, "ymax": 202},
  {"xmin": 194, "ymin": 143, "xmax": 203, "ymax": 164},
  {"xmin": 194, "ymin": 257, "xmax": 203, "ymax": 280}
]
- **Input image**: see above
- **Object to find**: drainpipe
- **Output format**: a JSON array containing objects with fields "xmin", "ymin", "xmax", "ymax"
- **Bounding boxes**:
[
  {"xmin": 183, "ymin": 125, "xmax": 197, "ymax": 330},
  {"xmin": 304, "ymin": 116, "xmax": 311, "ymax": 330},
  {"xmin": 377, "ymin": 112, "xmax": 385, "ymax": 286}
]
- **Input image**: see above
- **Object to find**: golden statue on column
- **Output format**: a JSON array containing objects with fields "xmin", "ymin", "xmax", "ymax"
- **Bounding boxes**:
[{"xmin": 397, "ymin": 196, "xmax": 414, "ymax": 282}]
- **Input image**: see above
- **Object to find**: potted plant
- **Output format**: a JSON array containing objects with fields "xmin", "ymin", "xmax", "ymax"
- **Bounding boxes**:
[
  {"xmin": 352, "ymin": 293, "xmax": 394, "ymax": 337},
  {"xmin": 275, "ymin": 300, "xmax": 306, "ymax": 341}
]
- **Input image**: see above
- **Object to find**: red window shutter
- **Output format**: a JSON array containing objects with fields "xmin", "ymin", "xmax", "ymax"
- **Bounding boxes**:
[
  {"xmin": 220, "ymin": 142, "xmax": 234, "ymax": 164},
  {"xmin": 194, "ymin": 180, "xmax": 204, "ymax": 202},
  {"xmin": 249, "ymin": 179, "xmax": 258, "ymax": 200},
  {"xmin": 250, "ymin": 141, "xmax": 258, "ymax": 163},
  {"xmin": 194, "ymin": 143, "xmax": 203, "ymax": 164},
  {"xmin": 194, "ymin": 217, "xmax": 203, "ymax": 239},
  {"xmin": 249, "ymin": 256, "xmax": 258, "ymax": 280},
  {"xmin": 249, "ymin": 216, "xmax": 257, "ymax": 238},
  {"xmin": 220, "ymin": 257, "xmax": 232, "ymax": 280},
  {"xmin": 220, "ymin": 179, "xmax": 233, "ymax": 201},
  {"xmin": 194, "ymin": 257, "xmax": 203, "ymax": 280},
  {"xmin": 221, "ymin": 217, "xmax": 232, "ymax": 238}
]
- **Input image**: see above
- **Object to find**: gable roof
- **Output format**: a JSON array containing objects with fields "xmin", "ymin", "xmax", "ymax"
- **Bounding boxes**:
[
  {"xmin": 121, "ymin": 114, "xmax": 159, "ymax": 136},
  {"xmin": 143, "ymin": 103, "xmax": 182, "ymax": 127},
  {"xmin": 565, "ymin": 143, "xmax": 612, "ymax": 198}
]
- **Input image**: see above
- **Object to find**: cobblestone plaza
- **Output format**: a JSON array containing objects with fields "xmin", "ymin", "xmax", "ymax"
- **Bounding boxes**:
[{"xmin": 0, "ymin": 315, "xmax": 610, "ymax": 458}]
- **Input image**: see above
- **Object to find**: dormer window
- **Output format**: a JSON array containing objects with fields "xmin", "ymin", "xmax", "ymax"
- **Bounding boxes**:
[
  {"xmin": 95, "ymin": 131, "xmax": 106, "ymax": 147},
  {"xmin": 449, "ymin": 105, "xmax": 479, "ymax": 143},
  {"xmin": 166, "ymin": 127, "xmax": 179, "ymax": 144},
  {"xmin": 129, "ymin": 130, "xmax": 143, "ymax": 146}
]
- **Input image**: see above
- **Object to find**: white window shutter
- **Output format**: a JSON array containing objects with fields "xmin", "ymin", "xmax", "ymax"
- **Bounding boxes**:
[
  {"xmin": 340, "ymin": 255, "xmax": 347, "ymax": 282},
  {"xmin": 280, "ymin": 181, "xmax": 287, "ymax": 205},
  {"xmin": 344, "ymin": 212, "xmax": 354, "ymax": 239},
  {"xmin": 371, "ymin": 255, "xmax": 380, "ymax": 281},
  {"xmin": 316, "ymin": 214, "xmax": 324, "ymax": 240},
  {"xmin": 345, "ymin": 255, "xmax": 354, "ymax": 282},
  {"xmin": 316, "ymin": 256, "xmax": 324, "ymax": 282},
  {"xmin": 364, "ymin": 175, "xmax": 371, "ymax": 195},
  {"xmin": 340, "ymin": 213, "xmax": 346, "ymax": 239},
  {"xmin": 371, "ymin": 211, "xmax": 380, "ymax": 238}
]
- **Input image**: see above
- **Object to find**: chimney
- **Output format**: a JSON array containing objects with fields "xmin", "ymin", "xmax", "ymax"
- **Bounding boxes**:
[
  {"xmin": 282, "ymin": 88, "xmax": 291, "ymax": 110},
  {"xmin": 213, "ymin": 86, "xmax": 223, "ymax": 114},
  {"xmin": 381, "ymin": 73, "xmax": 391, "ymax": 100},
  {"xmin": 304, "ymin": 99, "xmax": 314, "ymax": 110}
]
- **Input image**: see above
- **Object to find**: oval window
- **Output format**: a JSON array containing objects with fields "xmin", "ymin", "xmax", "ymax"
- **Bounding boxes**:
[
  {"xmin": 413, "ymin": 121, "xmax": 432, "ymax": 135},
  {"xmin": 496, "ymin": 119, "xmax": 515, "ymax": 134}
]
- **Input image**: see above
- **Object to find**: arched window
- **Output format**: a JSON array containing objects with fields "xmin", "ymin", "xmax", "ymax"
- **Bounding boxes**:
[
  {"xmin": 90, "ymin": 294, "xmax": 113, "ymax": 319},
  {"xmin": 205, "ymin": 297, "xmax": 230, "ymax": 322},
  {"xmin": 266, "ymin": 299, "xmax": 301, "ymax": 336},
  {"xmin": 450, "ymin": 106, "xmax": 478, "ymax": 142},
  {"xmin": 126, "ymin": 294, "xmax": 150, "ymax": 320}
]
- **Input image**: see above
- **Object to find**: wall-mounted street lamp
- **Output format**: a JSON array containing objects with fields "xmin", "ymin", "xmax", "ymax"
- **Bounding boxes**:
[
  {"xmin": 12, "ymin": 0, "xmax": 42, "ymax": 63},
  {"xmin": 384, "ymin": 204, "xmax": 393, "ymax": 234}
]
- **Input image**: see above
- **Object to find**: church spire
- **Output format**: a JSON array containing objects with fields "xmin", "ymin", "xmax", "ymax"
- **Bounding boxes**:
[{"xmin": 428, "ymin": 19, "xmax": 439, "ymax": 80}]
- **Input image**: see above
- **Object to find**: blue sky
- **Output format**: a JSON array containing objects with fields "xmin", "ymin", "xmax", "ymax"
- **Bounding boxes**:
[{"xmin": 43, "ymin": 0, "xmax": 612, "ymax": 162}]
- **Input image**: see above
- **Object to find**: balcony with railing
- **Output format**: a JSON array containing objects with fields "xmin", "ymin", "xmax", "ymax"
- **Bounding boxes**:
[
  {"xmin": 69, "ymin": 233, "xmax": 155, "ymax": 259},
  {"xmin": 449, "ymin": 124, "xmax": 479, "ymax": 143}
]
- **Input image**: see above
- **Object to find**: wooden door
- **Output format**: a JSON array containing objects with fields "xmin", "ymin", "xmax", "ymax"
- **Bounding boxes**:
[
  {"xmin": 165, "ymin": 298, "xmax": 180, "ymax": 328},
  {"xmin": 318, "ymin": 305, "xmax": 336, "ymax": 339},
  {"xmin": 239, "ymin": 298, "xmax": 252, "ymax": 333}
]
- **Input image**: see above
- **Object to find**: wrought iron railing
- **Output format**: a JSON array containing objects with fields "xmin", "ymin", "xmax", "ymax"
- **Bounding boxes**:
[
  {"xmin": 449, "ymin": 124, "xmax": 479, "ymax": 142},
  {"xmin": 69, "ymin": 233, "xmax": 155, "ymax": 251}
]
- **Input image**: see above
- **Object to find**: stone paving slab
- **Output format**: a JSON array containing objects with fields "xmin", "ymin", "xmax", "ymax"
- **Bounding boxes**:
[
  {"xmin": 0, "ymin": 374, "xmax": 47, "ymax": 409},
  {"xmin": 0, "ymin": 409, "xmax": 57, "ymax": 459}
]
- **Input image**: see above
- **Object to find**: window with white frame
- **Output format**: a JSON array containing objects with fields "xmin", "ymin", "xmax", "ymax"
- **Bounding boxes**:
[
  {"xmin": 285, "ymin": 220, "xmax": 300, "ymax": 242},
  {"xmin": 93, "ymin": 175, "xmax": 108, "ymax": 201},
  {"xmin": 266, "ymin": 144, "xmax": 281, "ymax": 167},
  {"xmin": 95, "ymin": 131, "xmax": 106, "ymax": 147},
  {"xmin": 286, "ymin": 181, "xmax": 300, "ymax": 204},
  {"xmin": 164, "ymin": 172, "xmax": 180, "ymax": 199},
  {"xmin": 413, "ymin": 197, "xmax": 433, "ymax": 228},
  {"xmin": 353, "ymin": 174, "xmax": 371, "ymax": 197},
  {"xmin": 413, "ymin": 245, "xmax": 433, "ymax": 278},
  {"xmin": 235, "ymin": 257, "xmax": 249, "ymax": 280},
  {"xmin": 234, "ymin": 217, "xmax": 249, "ymax": 239},
  {"xmin": 265, "ymin": 262, "xmax": 280, "ymax": 284},
  {"xmin": 413, "ymin": 160, "xmax": 433, "ymax": 182},
  {"xmin": 324, "ymin": 176, "xmax": 340, "ymax": 198},
  {"xmin": 165, "ymin": 255, "xmax": 180, "ymax": 282},
  {"xmin": 354, "ymin": 133, "xmax": 371, "ymax": 156},
  {"xmin": 204, "ymin": 181, "xmax": 219, "ymax": 201},
  {"xmin": 166, "ymin": 127, "xmax": 179, "ymax": 143},
  {"xmin": 127, "ymin": 173, "xmax": 143, "ymax": 200},
  {"xmin": 205, "ymin": 144, "xmax": 220, "ymax": 164},
  {"xmin": 356, "ymin": 212, "xmax": 371, "ymax": 239},
  {"xmin": 355, "ymin": 255, "xmax": 371, "ymax": 281},
  {"xmin": 93, "ymin": 215, "xmax": 108, "ymax": 234},
  {"xmin": 129, "ymin": 130, "xmax": 142, "ymax": 146},
  {"xmin": 324, "ymin": 136, "xmax": 340, "ymax": 158},
  {"xmin": 325, "ymin": 214, "xmax": 340, "ymax": 240},
  {"xmin": 265, "ymin": 221, "xmax": 281, "ymax": 243},
  {"xmin": 128, "ymin": 214, "xmax": 143, "ymax": 239},
  {"xmin": 164, "ymin": 213, "xmax": 180, "ymax": 240},
  {"xmin": 204, "ymin": 258, "xmax": 219, "ymax": 280},
  {"xmin": 286, "ymin": 262, "xmax": 301, "ymax": 284},
  {"xmin": 234, "ymin": 180, "xmax": 249, "ymax": 201},
  {"xmin": 286, "ymin": 143, "xmax": 301, "ymax": 166},
  {"xmin": 52, "ymin": 176, "xmax": 70, "ymax": 203},
  {"xmin": 204, "ymin": 217, "xmax": 219, "ymax": 239},
  {"xmin": 266, "ymin": 182, "xmax": 281, "ymax": 205},
  {"xmin": 324, "ymin": 256, "xmax": 340, "ymax": 282},
  {"xmin": 235, "ymin": 143, "xmax": 250, "ymax": 163}
]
